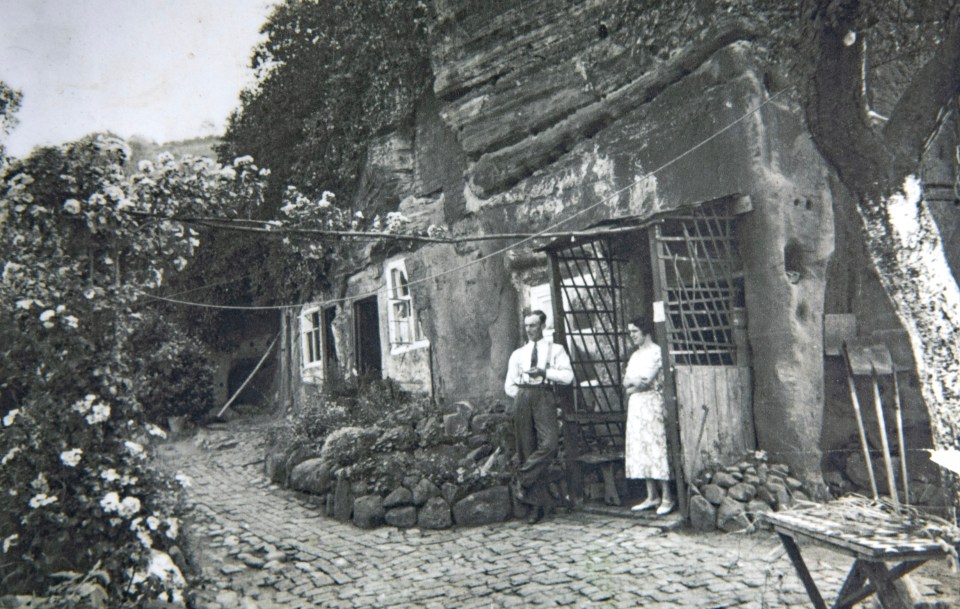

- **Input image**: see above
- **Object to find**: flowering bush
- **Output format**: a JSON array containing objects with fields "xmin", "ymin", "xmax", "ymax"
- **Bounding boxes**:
[{"xmin": 0, "ymin": 136, "xmax": 267, "ymax": 603}]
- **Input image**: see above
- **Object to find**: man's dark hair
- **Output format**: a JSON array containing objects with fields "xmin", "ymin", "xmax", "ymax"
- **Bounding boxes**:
[
  {"xmin": 629, "ymin": 315, "xmax": 654, "ymax": 336},
  {"xmin": 530, "ymin": 309, "xmax": 547, "ymax": 325}
]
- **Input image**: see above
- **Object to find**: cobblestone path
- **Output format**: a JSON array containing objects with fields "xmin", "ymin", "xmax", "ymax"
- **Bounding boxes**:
[{"xmin": 156, "ymin": 423, "xmax": 955, "ymax": 608}]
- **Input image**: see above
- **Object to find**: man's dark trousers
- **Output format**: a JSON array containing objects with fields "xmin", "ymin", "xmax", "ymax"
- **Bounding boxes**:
[{"xmin": 513, "ymin": 386, "xmax": 559, "ymax": 508}]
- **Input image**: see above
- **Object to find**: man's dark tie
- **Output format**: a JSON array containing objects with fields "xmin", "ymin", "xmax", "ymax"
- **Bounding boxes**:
[{"xmin": 530, "ymin": 341, "xmax": 538, "ymax": 368}]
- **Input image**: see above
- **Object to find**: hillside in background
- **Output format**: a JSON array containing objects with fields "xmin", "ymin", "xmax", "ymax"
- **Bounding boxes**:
[{"xmin": 128, "ymin": 134, "xmax": 221, "ymax": 165}]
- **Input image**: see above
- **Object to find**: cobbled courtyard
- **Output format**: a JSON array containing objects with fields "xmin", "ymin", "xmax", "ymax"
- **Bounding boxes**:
[{"xmin": 155, "ymin": 419, "xmax": 957, "ymax": 609}]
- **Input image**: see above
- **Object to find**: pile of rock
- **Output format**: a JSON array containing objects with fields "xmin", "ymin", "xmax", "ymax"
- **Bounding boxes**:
[
  {"xmin": 688, "ymin": 455, "xmax": 810, "ymax": 532},
  {"xmin": 264, "ymin": 401, "xmax": 517, "ymax": 530}
]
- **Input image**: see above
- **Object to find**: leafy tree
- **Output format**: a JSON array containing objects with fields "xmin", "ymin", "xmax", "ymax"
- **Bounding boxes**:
[
  {"xmin": 219, "ymin": 0, "xmax": 433, "ymax": 213},
  {"xmin": 0, "ymin": 81, "xmax": 21, "ymax": 158}
]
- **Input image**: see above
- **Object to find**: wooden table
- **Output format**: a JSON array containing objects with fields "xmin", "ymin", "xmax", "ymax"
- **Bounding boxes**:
[{"xmin": 761, "ymin": 502, "xmax": 959, "ymax": 609}]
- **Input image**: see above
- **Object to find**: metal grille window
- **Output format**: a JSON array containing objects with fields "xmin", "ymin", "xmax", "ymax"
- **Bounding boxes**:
[{"xmin": 653, "ymin": 199, "xmax": 744, "ymax": 366}]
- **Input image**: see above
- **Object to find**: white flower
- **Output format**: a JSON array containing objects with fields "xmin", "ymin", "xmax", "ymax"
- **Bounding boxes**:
[
  {"xmin": 118, "ymin": 496, "xmax": 141, "ymax": 518},
  {"xmin": 72, "ymin": 394, "xmax": 96, "ymax": 414},
  {"xmin": 219, "ymin": 166, "xmax": 237, "ymax": 180},
  {"xmin": 131, "ymin": 550, "xmax": 185, "ymax": 600},
  {"xmin": 2, "ymin": 447, "xmax": 21, "ymax": 465},
  {"xmin": 233, "ymin": 155, "xmax": 255, "ymax": 167},
  {"xmin": 145, "ymin": 423, "xmax": 167, "ymax": 439},
  {"xmin": 136, "ymin": 526, "xmax": 153, "ymax": 549},
  {"xmin": 173, "ymin": 257, "xmax": 188, "ymax": 271},
  {"xmin": 59, "ymin": 448, "xmax": 83, "ymax": 467},
  {"xmin": 39, "ymin": 309, "xmax": 56, "ymax": 328},
  {"xmin": 2, "ymin": 409, "xmax": 20, "ymax": 427},
  {"xmin": 63, "ymin": 315, "xmax": 79, "ymax": 329},
  {"xmin": 146, "ymin": 515, "xmax": 160, "ymax": 531},
  {"xmin": 28, "ymin": 493, "xmax": 58, "ymax": 509},
  {"xmin": 100, "ymin": 492, "xmax": 120, "ymax": 512},
  {"xmin": 259, "ymin": 167, "xmax": 271, "ymax": 177},
  {"xmin": 138, "ymin": 160, "xmax": 154, "ymax": 173},
  {"xmin": 104, "ymin": 185, "xmax": 124, "ymax": 201},
  {"xmin": 15, "ymin": 299, "xmax": 35, "ymax": 310},
  {"xmin": 82, "ymin": 287, "xmax": 97, "ymax": 300},
  {"xmin": 63, "ymin": 199, "xmax": 81, "ymax": 214},
  {"xmin": 165, "ymin": 517, "xmax": 179, "ymax": 539},
  {"xmin": 86, "ymin": 403, "xmax": 110, "ymax": 425},
  {"xmin": 2, "ymin": 534, "xmax": 19, "ymax": 553},
  {"xmin": 124, "ymin": 441, "xmax": 145, "ymax": 458},
  {"xmin": 174, "ymin": 472, "xmax": 192, "ymax": 488},
  {"xmin": 100, "ymin": 468, "xmax": 120, "ymax": 482}
]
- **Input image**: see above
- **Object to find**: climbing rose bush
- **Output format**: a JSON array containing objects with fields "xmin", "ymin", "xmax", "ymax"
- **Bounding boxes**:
[{"xmin": 0, "ymin": 135, "xmax": 267, "ymax": 603}]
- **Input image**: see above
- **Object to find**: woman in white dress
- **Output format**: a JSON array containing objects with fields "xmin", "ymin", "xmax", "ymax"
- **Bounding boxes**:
[{"xmin": 623, "ymin": 316, "xmax": 674, "ymax": 515}]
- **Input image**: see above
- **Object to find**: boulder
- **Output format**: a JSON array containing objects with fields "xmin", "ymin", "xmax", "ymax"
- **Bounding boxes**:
[
  {"xmin": 444, "ymin": 412, "xmax": 471, "ymax": 437},
  {"xmin": 701, "ymin": 484, "xmax": 726, "ymax": 505},
  {"xmin": 466, "ymin": 444, "xmax": 494, "ymax": 463},
  {"xmin": 728, "ymin": 482, "xmax": 757, "ymax": 502},
  {"xmin": 470, "ymin": 413, "xmax": 511, "ymax": 435},
  {"xmin": 755, "ymin": 485, "xmax": 776, "ymax": 507},
  {"xmin": 712, "ymin": 472, "xmax": 739, "ymax": 488},
  {"xmin": 289, "ymin": 458, "xmax": 334, "ymax": 495},
  {"xmin": 717, "ymin": 497, "xmax": 751, "ymax": 532},
  {"xmin": 452, "ymin": 486, "xmax": 511, "ymax": 526},
  {"xmin": 746, "ymin": 499, "xmax": 772, "ymax": 523},
  {"xmin": 417, "ymin": 497, "xmax": 453, "ymax": 529},
  {"xmin": 383, "ymin": 486, "xmax": 413, "ymax": 508},
  {"xmin": 689, "ymin": 495, "xmax": 717, "ymax": 532},
  {"xmin": 320, "ymin": 427, "xmax": 379, "ymax": 466},
  {"xmin": 265, "ymin": 451, "xmax": 287, "ymax": 485},
  {"xmin": 442, "ymin": 482, "xmax": 460, "ymax": 505},
  {"xmin": 333, "ymin": 477, "xmax": 353, "ymax": 522},
  {"xmin": 385, "ymin": 506, "xmax": 418, "ymax": 528},
  {"xmin": 785, "ymin": 476, "xmax": 803, "ymax": 490},
  {"xmin": 413, "ymin": 478, "xmax": 442, "ymax": 506},
  {"xmin": 353, "ymin": 495, "xmax": 385, "ymax": 529}
]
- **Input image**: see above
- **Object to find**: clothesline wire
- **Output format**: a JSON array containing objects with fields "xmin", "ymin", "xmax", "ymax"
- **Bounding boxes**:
[{"xmin": 137, "ymin": 86, "xmax": 792, "ymax": 312}]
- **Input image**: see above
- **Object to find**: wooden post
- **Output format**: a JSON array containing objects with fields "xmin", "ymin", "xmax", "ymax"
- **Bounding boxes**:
[
  {"xmin": 870, "ymin": 367, "xmax": 900, "ymax": 508},
  {"xmin": 892, "ymin": 370, "xmax": 909, "ymax": 505},
  {"xmin": 650, "ymin": 223, "xmax": 687, "ymax": 518},
  {"xmin": 842, "ymin": 343, "xmax": 879, "ymax": 499}
]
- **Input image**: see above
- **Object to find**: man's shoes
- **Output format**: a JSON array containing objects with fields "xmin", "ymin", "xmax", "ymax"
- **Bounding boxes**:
[{"xmin": 526, "ymin": 506, "xmax": 545, "ymax": 524}]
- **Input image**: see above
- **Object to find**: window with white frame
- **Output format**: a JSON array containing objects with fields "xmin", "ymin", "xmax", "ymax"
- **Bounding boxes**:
[
  {"xmin": 386, "ymin": 259, "xmax": 427, "ymax": 351},
  {"xmin": 301, "ymin": 307, "xmax": 323, "ymax": 369}
]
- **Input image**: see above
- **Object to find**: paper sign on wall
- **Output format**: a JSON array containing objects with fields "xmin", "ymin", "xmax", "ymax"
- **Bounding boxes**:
[{"xmin": 653, "ymin": 300, "xmax": 665, "ymax": 323}]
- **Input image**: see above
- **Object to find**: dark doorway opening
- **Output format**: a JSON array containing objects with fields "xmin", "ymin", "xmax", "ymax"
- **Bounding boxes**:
[
  {"xmin": 354, "ymin": 296, "xmax": 382, "ymax": 379},
  {"xmin": 227, "ymin": 357, "xmax": 275, "ymax": 407}
]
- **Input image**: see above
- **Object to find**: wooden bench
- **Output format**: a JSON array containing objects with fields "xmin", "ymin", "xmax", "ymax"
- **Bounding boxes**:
[{"xmin": 576, "ymin": 450, "xmax": 625, "ymax": 505}]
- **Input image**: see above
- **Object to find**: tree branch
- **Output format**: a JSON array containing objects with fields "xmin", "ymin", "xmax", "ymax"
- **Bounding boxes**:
[
  {"xmin": 882, "ymin": 10, "xmax": 960, "ymax": 174},
  {"xmin": 803, "ymin": 0, "xmax": 892, "ymax": 201}
]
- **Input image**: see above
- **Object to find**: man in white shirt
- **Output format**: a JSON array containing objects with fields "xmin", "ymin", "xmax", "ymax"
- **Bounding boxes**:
[{"xmin": 504, "ymin": 310, "xmax": 574, "ymax": 523}]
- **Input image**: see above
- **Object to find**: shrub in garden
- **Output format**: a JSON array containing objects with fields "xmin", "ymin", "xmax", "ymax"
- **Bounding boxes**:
[{"xmin": 126, "ymin": 311, "xmax": 215, "ymax": 424}]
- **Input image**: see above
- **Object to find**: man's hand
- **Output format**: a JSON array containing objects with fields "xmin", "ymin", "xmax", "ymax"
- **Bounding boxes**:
[{"xmin": 526, "ymin": 367, "xmax": 544, "ymax": 379}]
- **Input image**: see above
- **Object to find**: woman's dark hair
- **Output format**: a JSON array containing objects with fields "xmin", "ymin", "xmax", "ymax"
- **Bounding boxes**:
[{"xmin": 629, "ymin": 315, "xmax": 654, "ymax": 337}]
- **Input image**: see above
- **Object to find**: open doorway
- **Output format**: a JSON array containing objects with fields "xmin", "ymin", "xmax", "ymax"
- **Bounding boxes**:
[{"xmin": 354, "ymin": 296, "xmax": 382, "ymax": 379}]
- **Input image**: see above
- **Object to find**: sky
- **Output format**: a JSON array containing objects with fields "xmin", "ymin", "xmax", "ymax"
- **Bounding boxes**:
[{"xmin": 0, "ymin": 0, "xmax": 275, "ymax": 157}]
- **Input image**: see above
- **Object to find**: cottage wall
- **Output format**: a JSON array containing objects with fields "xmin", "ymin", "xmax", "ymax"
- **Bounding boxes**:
[{"xmin": 284, "ymin": 1, "xmax": 888, "ymax": 489}]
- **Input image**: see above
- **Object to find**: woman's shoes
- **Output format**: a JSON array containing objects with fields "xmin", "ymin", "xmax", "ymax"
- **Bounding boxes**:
[
  {"xmin": 655, "ymin": 499, "xmax": 674, "ymax": 515},
  {"xmin": 631, "ymin": 498, "xmax": 659, "ymax": 512}
]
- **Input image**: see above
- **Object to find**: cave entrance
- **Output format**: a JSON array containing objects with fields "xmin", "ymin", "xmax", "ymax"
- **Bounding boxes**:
[
  {"xmin": 227, "ymin": 356, "xmax": 275, "ymax": 409},
  {"xmin": 542, "ymin": 194, "xmax": 754, "ymax": 518}
]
